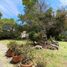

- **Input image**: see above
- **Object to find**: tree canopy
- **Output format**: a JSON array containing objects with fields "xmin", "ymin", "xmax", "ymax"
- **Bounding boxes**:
[{"xmin": 19, "ymin": 0, "xmax": 67, "ymax": 41}]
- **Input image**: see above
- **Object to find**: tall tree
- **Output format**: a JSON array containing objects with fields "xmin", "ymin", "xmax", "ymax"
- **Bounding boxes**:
[
  {"xmin": 22, "ymin": 0, "xmax": 52, "ymax": 35},
  {"xmin": 20, "ymin": 0, "xmax": 66, "ymax": 42}
]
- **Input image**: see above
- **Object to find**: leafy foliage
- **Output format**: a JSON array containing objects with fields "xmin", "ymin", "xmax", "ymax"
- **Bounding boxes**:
[
  {"xmin": 20, "ymin": 0, "xmax": 67, "ymax": 41},
  {"xmin": 0, "ymin": 18, "xmax": 21, "ymax": 39}
]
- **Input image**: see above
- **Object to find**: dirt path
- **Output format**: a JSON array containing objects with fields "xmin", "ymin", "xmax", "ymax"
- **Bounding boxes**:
[{"xmin": 0, "ymin": 44, "xmax": 14, "ymax": 67}]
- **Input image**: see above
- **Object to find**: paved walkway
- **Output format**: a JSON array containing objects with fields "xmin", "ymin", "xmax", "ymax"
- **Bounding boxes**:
[
  {"xmin": 0, "ymin": 61, "xmax": 4, "ymax": 67},
  {"xmin": 0, "ymin": 44, "xmax": 14, "ymax": 67}
]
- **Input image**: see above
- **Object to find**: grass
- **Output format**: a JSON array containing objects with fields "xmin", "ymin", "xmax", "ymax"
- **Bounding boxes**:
[
  {"xmin": 0, "ymin": 40, "xmax": 67, "ymax": 67},
  {"xmin": 33, "ymin": 41, "xmax": 67, "ymax": 67},
  {"xmin": 0, "ymin": 39, "xmax": 29, "ymax": 45}
]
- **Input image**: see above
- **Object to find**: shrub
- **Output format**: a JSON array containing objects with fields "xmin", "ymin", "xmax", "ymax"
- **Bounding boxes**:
[
  {"xmin": 0, "ymin": 31, "xmax": 20, "ymax": 39},
  {"xmin": 7, "ymin": 41, "xmax": 18, "ymax": 51},
  {"xmin": 36, "ymin": 61, "xmax": 46, "ymax": 67},
  {"xmin": 20, "ymin": 45, "xmax": 34, "ymax": 64},
  {"xmin": 14, "ymin": 48, "xmax": 22, "ymax": 55},
  {"xmin": 36, "ymin": 57, "xmax": 47, "ymax": 67},
  {"xmin": 29, "ymin": 31, "xmax": 42, "ymax": 44}
]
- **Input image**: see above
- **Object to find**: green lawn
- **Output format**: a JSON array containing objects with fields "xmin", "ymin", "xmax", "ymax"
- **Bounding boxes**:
[
  {"xmin": 33, "ymin": 41, "xmax": 67, "ymax": 67},
  {"xmin": 0, "ymin": 40, "xmax": 67, "ymax": 67},
  {"xmin": 0, "ymin": 40, "xmax": 28, "ymax": 45}
]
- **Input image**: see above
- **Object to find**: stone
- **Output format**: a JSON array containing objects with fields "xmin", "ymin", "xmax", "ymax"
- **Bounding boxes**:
[{"xmin": 34, "ymin": 45, "xmax": 42, "ymax": 49}]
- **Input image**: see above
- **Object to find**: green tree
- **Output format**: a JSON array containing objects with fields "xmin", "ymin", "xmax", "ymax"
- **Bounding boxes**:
[
  {"xmin": 20, "ymin": 0, "xmax": 66, "ymax": 42},
  {"xmin": 0, "ymin": 18, "xmax": 20, "ymax": 39}
]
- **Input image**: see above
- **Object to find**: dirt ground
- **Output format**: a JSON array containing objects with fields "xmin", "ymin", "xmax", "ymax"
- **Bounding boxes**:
[{"xmin": 0, "ymin": 43, "xmax": 14, "ymax": 67}]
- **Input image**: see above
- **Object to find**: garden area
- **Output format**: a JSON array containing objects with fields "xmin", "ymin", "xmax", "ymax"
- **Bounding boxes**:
[
  {"xmin": 0, "ymin": 0, "xmax": 67, "ymax": 67},
  {"xmin": 0, "ymin": 40, "xmax": 67, "ymax": 67}
]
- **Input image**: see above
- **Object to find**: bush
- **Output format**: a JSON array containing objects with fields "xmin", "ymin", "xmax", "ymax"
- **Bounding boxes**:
[
  {"xmin": 29, "ymin": 31, "xmax": 42, "ymax": 42},
  {"xmin": 36, "ymin": 57, "xmax": 47, "ymax": 67},
  {"xmin": 36, "ymin": 62, "xmax": 46, "ymax": 67},
  {"xmin": 0, "ymin": 31, "xmax": 20, "ymax": 39},
  {"xmin": 7, "ymin": 41, "xmax": 18, "ymax": 50},
  {"xmin": 58, "ymin": 34, "xmax": 67, "ymax": 41},
  {"xmin": 20, "ymin": 45, "xmax": 34, "ymax": 64}
]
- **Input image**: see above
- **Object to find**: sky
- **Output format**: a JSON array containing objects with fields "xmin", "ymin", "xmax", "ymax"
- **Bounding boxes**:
[
  {"xmin": 0, "ymin": 0, "xmax": 67, "ymax": 20},
  {"xmin": 0, "ymin": 0, "xmax": 25, "ymax": 20}
]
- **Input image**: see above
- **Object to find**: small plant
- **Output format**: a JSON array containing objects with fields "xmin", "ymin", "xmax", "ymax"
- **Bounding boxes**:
[
  {"xmin": 14, "ymin": 48, "xmax": 22, "ymax": 55},
  {"xmin": 36, "ymin": 62, "xmax": 45, "ymax": 67},
  {"xmin": 29, "ymin": 31, "xmax": 42, "ymax": 45},
  {"xmin": 20, "ymin": 45, "xmax": 34, "ymax": 64},
  {"xmin": 19, "ymin": 44, "xmax": 34, "ymax": 67},
  {"xmin": 11, "ymin": 48, "xmax": 22, "ymax": 64},
  {"xmin": 7, "ymin": 41, "xmax": 18, "ymax": 50},
  {"xmin": 21, "ymin": 57, "xmax": 31, "ymax": 64},
  {"xmin": 36, "ymin": 57, "xmax": 47, "ymax": 67},
  {"xmin": 6, "ymin": 41, "xmax": 18, "ymax": 57}
]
